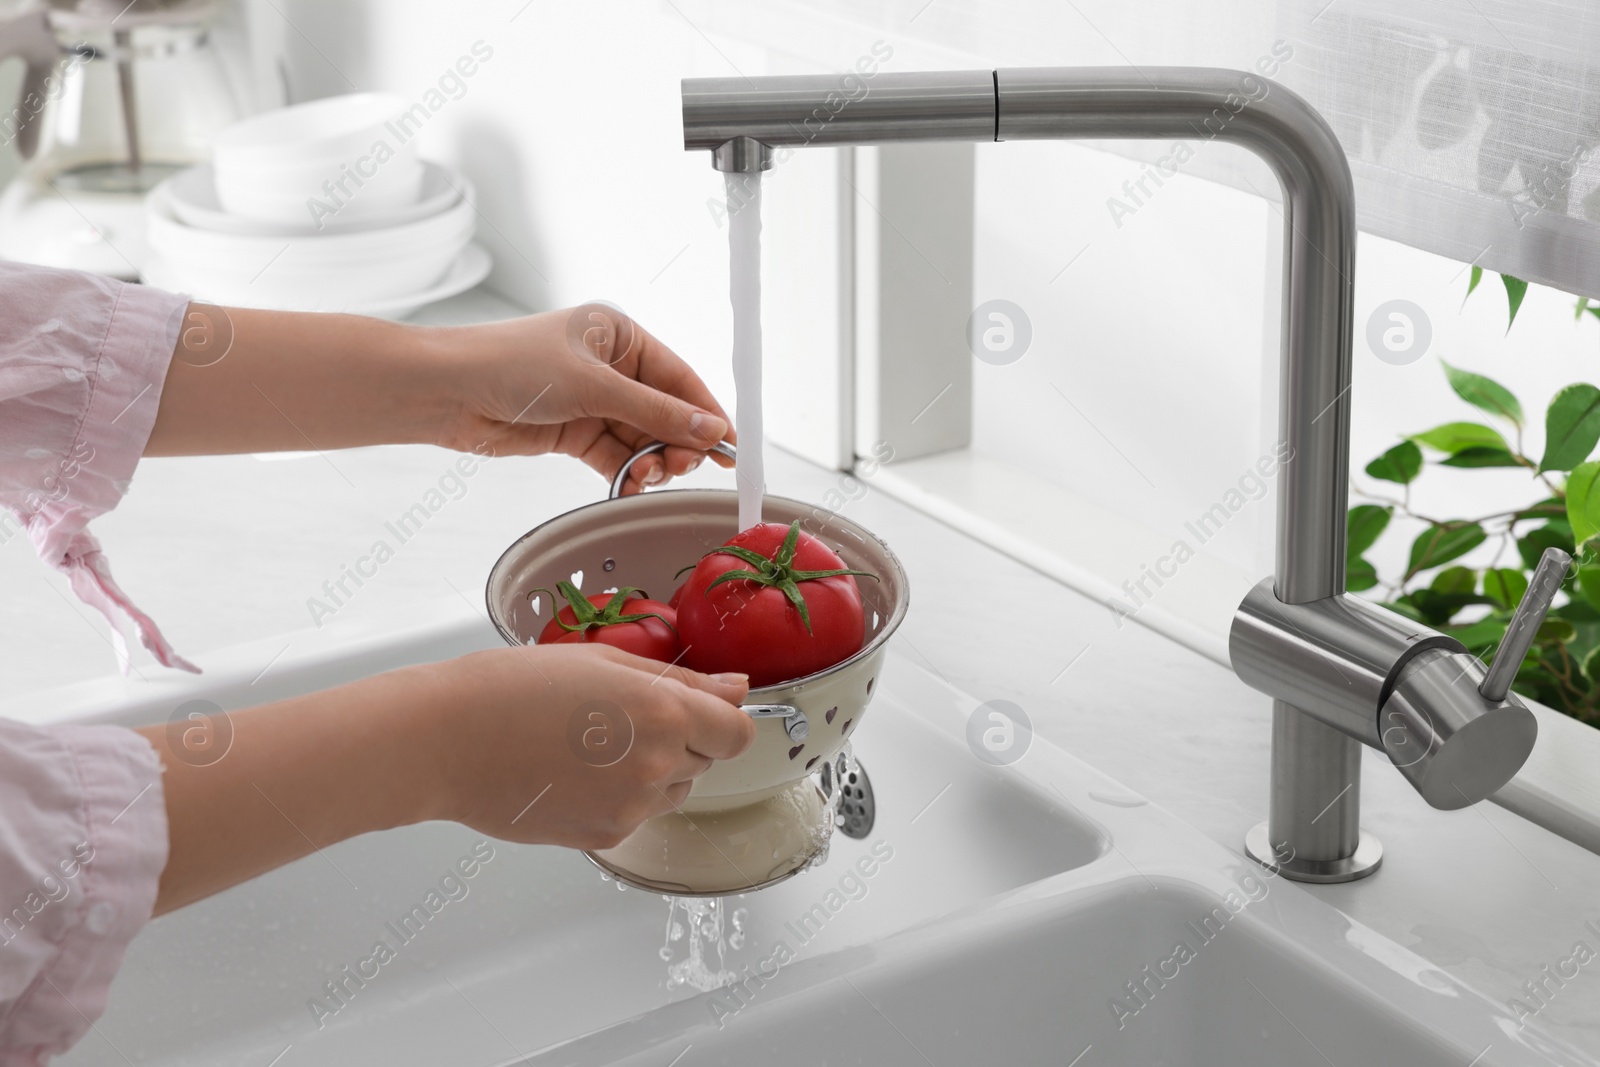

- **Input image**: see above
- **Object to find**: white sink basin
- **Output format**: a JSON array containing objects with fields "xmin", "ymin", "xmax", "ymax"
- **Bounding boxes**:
[{"xmin": 53, "ymin": 623, "xmax": 1596, "ymax": 1067}]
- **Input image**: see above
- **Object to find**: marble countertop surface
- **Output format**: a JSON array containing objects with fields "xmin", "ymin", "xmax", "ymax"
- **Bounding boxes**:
[{"xmin": 4, "ymin": 288, "xmax": 1598, "ymax": 1054}]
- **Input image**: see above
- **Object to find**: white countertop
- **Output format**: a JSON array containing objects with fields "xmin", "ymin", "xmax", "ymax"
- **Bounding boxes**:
[{"xmin": 5, "ymin": 287, "xmax": 1599, "ymax": 1053}]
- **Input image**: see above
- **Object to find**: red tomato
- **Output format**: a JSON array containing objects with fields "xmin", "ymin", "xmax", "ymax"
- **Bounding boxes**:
[
  {"xmin": 667, "ymin": 580, "xmax": 686, "ymax": 610},
  {"xmin": 676, "ymin": 520, "xmax": 874, "ymax": 687},
  {"xmin": 535, "ymin": 582, "xmax": 680, "ymax": 663}
]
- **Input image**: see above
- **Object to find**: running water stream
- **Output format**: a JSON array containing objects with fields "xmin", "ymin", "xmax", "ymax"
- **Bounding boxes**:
[
  {"xmin": 726, "ymin": 171, "xmax": 765, "ymax": 530},
  {"xmin": 650, "ymin": 170, "xmax": 854, "ymax": 996}
]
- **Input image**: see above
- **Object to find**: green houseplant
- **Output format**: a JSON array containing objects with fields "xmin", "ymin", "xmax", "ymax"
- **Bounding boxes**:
[{"xmin": 1351, "ymin": 272, "xmax": 1600, "ymax": 725}]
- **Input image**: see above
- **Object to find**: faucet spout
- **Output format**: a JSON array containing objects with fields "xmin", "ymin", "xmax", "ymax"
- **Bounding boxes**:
[{"xmin": 683, "ymin": 70, "xmax": 996, "ymax": 164}]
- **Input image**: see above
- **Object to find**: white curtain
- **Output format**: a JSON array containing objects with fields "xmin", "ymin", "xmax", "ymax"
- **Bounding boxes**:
[
  {"xmin": 708, "ymin": 0, "xmax": 1600, "ymax": 297},
  {"xmin": 1283, "ymin": 0, "xmax": 1600, "ymax": 298}
]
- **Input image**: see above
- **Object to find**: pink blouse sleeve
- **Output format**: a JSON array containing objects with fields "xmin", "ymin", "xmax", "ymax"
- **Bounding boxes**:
[
  {"xmin": 0, "ymin": 718, "xmax": 167, "ymax": 1064},
  {"xmin": 0, "ymin": 262, "xmax": 197, "ymax": 673}
]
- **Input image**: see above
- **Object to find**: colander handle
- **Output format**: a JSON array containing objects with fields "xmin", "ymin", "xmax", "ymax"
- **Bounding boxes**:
[
  {"xmin": 744, "ymin": 703, "xmax": 808, "ymax": 742},
  {"xmin": 608, "ymin": 440, "xmax": 738, "ymax": 500}
]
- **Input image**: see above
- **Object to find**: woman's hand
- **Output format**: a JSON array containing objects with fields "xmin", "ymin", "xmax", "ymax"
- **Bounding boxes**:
[
  {"xmin": 425, "ymin": 304, "xmax": 735, "ymax": 496},
  {"xmin": 422, "ymin": 644, "xmax": 754, "ymax": 849},
  {"xmin": 147, "ymin": 302, "xmax": 734, "ymax": 495},
  {"xmin": 139, "ymin": 646, "xmax": 755, "ymax": 913}
]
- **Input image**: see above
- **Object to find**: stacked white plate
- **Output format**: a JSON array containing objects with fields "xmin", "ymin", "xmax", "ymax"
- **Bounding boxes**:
[{"xmin": 142, "ymin": 93, "xmax": 491, "ymax": 319}]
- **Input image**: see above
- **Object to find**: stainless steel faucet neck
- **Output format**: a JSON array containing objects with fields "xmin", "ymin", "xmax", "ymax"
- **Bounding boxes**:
[
  {"xmin": 688, "ymin": 67, "xmax": 1352, "ymax": 603},
  {"xmin": 683, "ymin": 66, "xmax": 1541, "ymax": 884}
]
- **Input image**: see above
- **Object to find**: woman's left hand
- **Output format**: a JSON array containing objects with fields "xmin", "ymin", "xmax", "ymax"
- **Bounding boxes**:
[{"xmin": 428, "ymin": 304, "xmax": 734, "ymax": 495}]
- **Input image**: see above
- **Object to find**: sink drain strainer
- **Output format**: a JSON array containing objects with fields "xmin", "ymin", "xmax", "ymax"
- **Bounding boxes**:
[{"xmin": 821, "ymin": 756, "xmax": 875, "ymax": 839}]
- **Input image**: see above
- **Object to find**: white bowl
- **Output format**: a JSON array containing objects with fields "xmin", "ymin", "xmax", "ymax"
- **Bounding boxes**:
[
  {"xmin": 161, "ymin": 161, "xmax": 463, "ymax": 237},
  {"xmin": 144, "ymin": 185, "xmax": 475, "ymax": 311},
  {"xmin": 142, "ymin": 242, "xmax": 493, "ymax": 319},
  {"xmin": 211, "ymin": 93, "xmax": 425, "ymax": 226}
]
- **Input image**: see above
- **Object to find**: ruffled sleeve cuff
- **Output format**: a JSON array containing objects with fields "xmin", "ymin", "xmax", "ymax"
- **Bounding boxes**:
[{"xmin": 19, "ymin": 274, "xmax": 197, "ymax": 673}]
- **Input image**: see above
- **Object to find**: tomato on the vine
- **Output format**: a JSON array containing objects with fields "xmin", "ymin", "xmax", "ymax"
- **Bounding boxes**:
[
  {"xmin": 676, "ymin": 520, "xmax": 875, "ymax": 687},
  {"xmin": 535, "ymin": 581, "xmax": 680, "ymax": 663}
]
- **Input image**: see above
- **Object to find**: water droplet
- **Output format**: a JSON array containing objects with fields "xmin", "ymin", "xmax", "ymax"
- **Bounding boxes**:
[{"xmin": 659, "ymin": 946, "xmax": 673, "ymax": 960}]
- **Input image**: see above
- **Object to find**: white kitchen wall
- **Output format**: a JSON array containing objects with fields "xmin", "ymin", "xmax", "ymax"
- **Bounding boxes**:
[
  {"xmin": 0, "ymin": 54, "xmax": 22, "ymax": 191},
  {"xmin": 252, "ymin": 0, "xmax": 854, "ymax": 468}
]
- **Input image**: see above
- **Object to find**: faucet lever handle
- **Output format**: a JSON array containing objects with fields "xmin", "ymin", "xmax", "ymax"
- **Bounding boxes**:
[{"xmin": 1480, "ymin": 546, "xmax": 1573, "ymax": 702}]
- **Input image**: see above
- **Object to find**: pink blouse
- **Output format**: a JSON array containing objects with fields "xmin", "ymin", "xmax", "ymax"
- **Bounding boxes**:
[{"xmin": 0, "ymin": 262, "xmax": 187, "ymax": 1062}]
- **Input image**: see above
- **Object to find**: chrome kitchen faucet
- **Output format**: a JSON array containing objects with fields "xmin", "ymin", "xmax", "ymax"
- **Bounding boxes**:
[{"xmin": 683, "ymin": 67, "xmax": 1560, "ymax": 882}]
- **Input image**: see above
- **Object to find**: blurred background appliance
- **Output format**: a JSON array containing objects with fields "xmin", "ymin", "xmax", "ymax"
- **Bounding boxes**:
[{"xmin": 0, "ymin": 0, "xmax": 245, "ymax": 276}]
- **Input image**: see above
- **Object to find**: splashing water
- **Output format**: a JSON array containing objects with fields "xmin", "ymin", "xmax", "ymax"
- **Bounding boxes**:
[
  {"xmin": 727, "ymin": 171, "xmax": 765, "ymax": 531},
  {"xmin": 660, "ymin": 896, "xmax": 748, "ymax": 992}
]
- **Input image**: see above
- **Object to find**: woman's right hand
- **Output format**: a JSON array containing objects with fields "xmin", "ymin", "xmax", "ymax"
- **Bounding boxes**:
[{"xmin": 418, "ymin": 645, "xmax": 756, "ymax": 850}]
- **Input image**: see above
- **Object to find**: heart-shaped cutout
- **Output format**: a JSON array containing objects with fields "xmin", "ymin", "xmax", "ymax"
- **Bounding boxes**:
[
  {"xmin": 825, "ymin": 706, "xmax": 838, "ymax": 725},
  {"xmin": 528, "ymin": 592, "xmax": 543, "ymax": 616},
  {"xmin": 570, "ymin": 569, "xmax": 584, "ymax": 588},
  {"xmin": 841, "ymin": 719, "xmax": 853, "ymax": 734},
  {"xmin": 788, "ymin": 744, "xmax": 805, "ymax": 760},
  {"xmin": 805, "ymin": 755, "xmax": 820, "ymax": 770}
]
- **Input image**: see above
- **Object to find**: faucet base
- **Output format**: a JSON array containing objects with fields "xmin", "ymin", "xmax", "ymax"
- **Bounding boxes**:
[{"xmin": 1245, "ymin": 821, "xmax": 1383, "ymax": 883}]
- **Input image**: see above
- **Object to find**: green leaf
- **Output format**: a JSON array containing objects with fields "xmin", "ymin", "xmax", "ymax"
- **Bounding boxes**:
[
  {"xmin": 1577, "ymin": 565, "xmax": 1600, "ymax": 613},
  {"xmin": 1346, "ymin": 557, "xmax": 1378, "ymax": 592},
  {"xmin": 1411, "ymin": 422, "xmax": 1511, "ymax": 455},
  {"xmin": 1365, "ymin": 441, "xmax": 1424, "ymax": 484},
  {"xmin": 1566, "ymin": 460, "xmax": 1600, "ymax": 546},
  {"xmin": 1439, "ymin": 446, "xmax": 1524, "ymax": 468},
  {"xmin": 1583, "ymin": 643, "xmax": 1600, "ymax": 685},
  {"xmin": 1519, "ymin": 521, "xmax": 1576, "ymax": 569},
  {"xmin": 1347, "ymin": 505, "xmax": 1392, "ymax": 559},
  {"xmin": 1483, "ymin": 568, "xmax": 1530, "ymax": 610},
  {"xmin": 1431, "ymin": 566, "xmax": 1477, "ymax": 594},
  {"xmin": 1401, "ymin": 588, "xmax": 1495, "ymax": 625},
  {"xmin": 1539, "ymin": 618, "xmax": 1577, "ymax": 643},
  {"xmin": 1514, "ymin": 497, "xmax": 1567, "ymax": 523},
  {"xmin": 1503, "ymin": 274, "xmax": 1529, "ymax": 331},
  {"xmin": 1579, "ymin": 296, "xmax": 1592, "ymax": 320},
  {"xmin": 1554, "ymin": 597, "xmax": 1600, "ymax": 622},
  {"xmin": 1441, "ymin": 361, "xmax": 1523, "ymax": 425},
  {"xmin": 1467, "ymin": 265, "xmax": 1483, "ymax": 298},
  {"xmin": 1407, "ymin": 522, "xmax": 1488, "ymax": 576},
  {"xmin": 1540, "ymin": 383, "xmax": 1600, "ymax": 472},
  {"xmin": 1447, "ymin": 615, "xmax": 1509, "ymax": 654}
]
